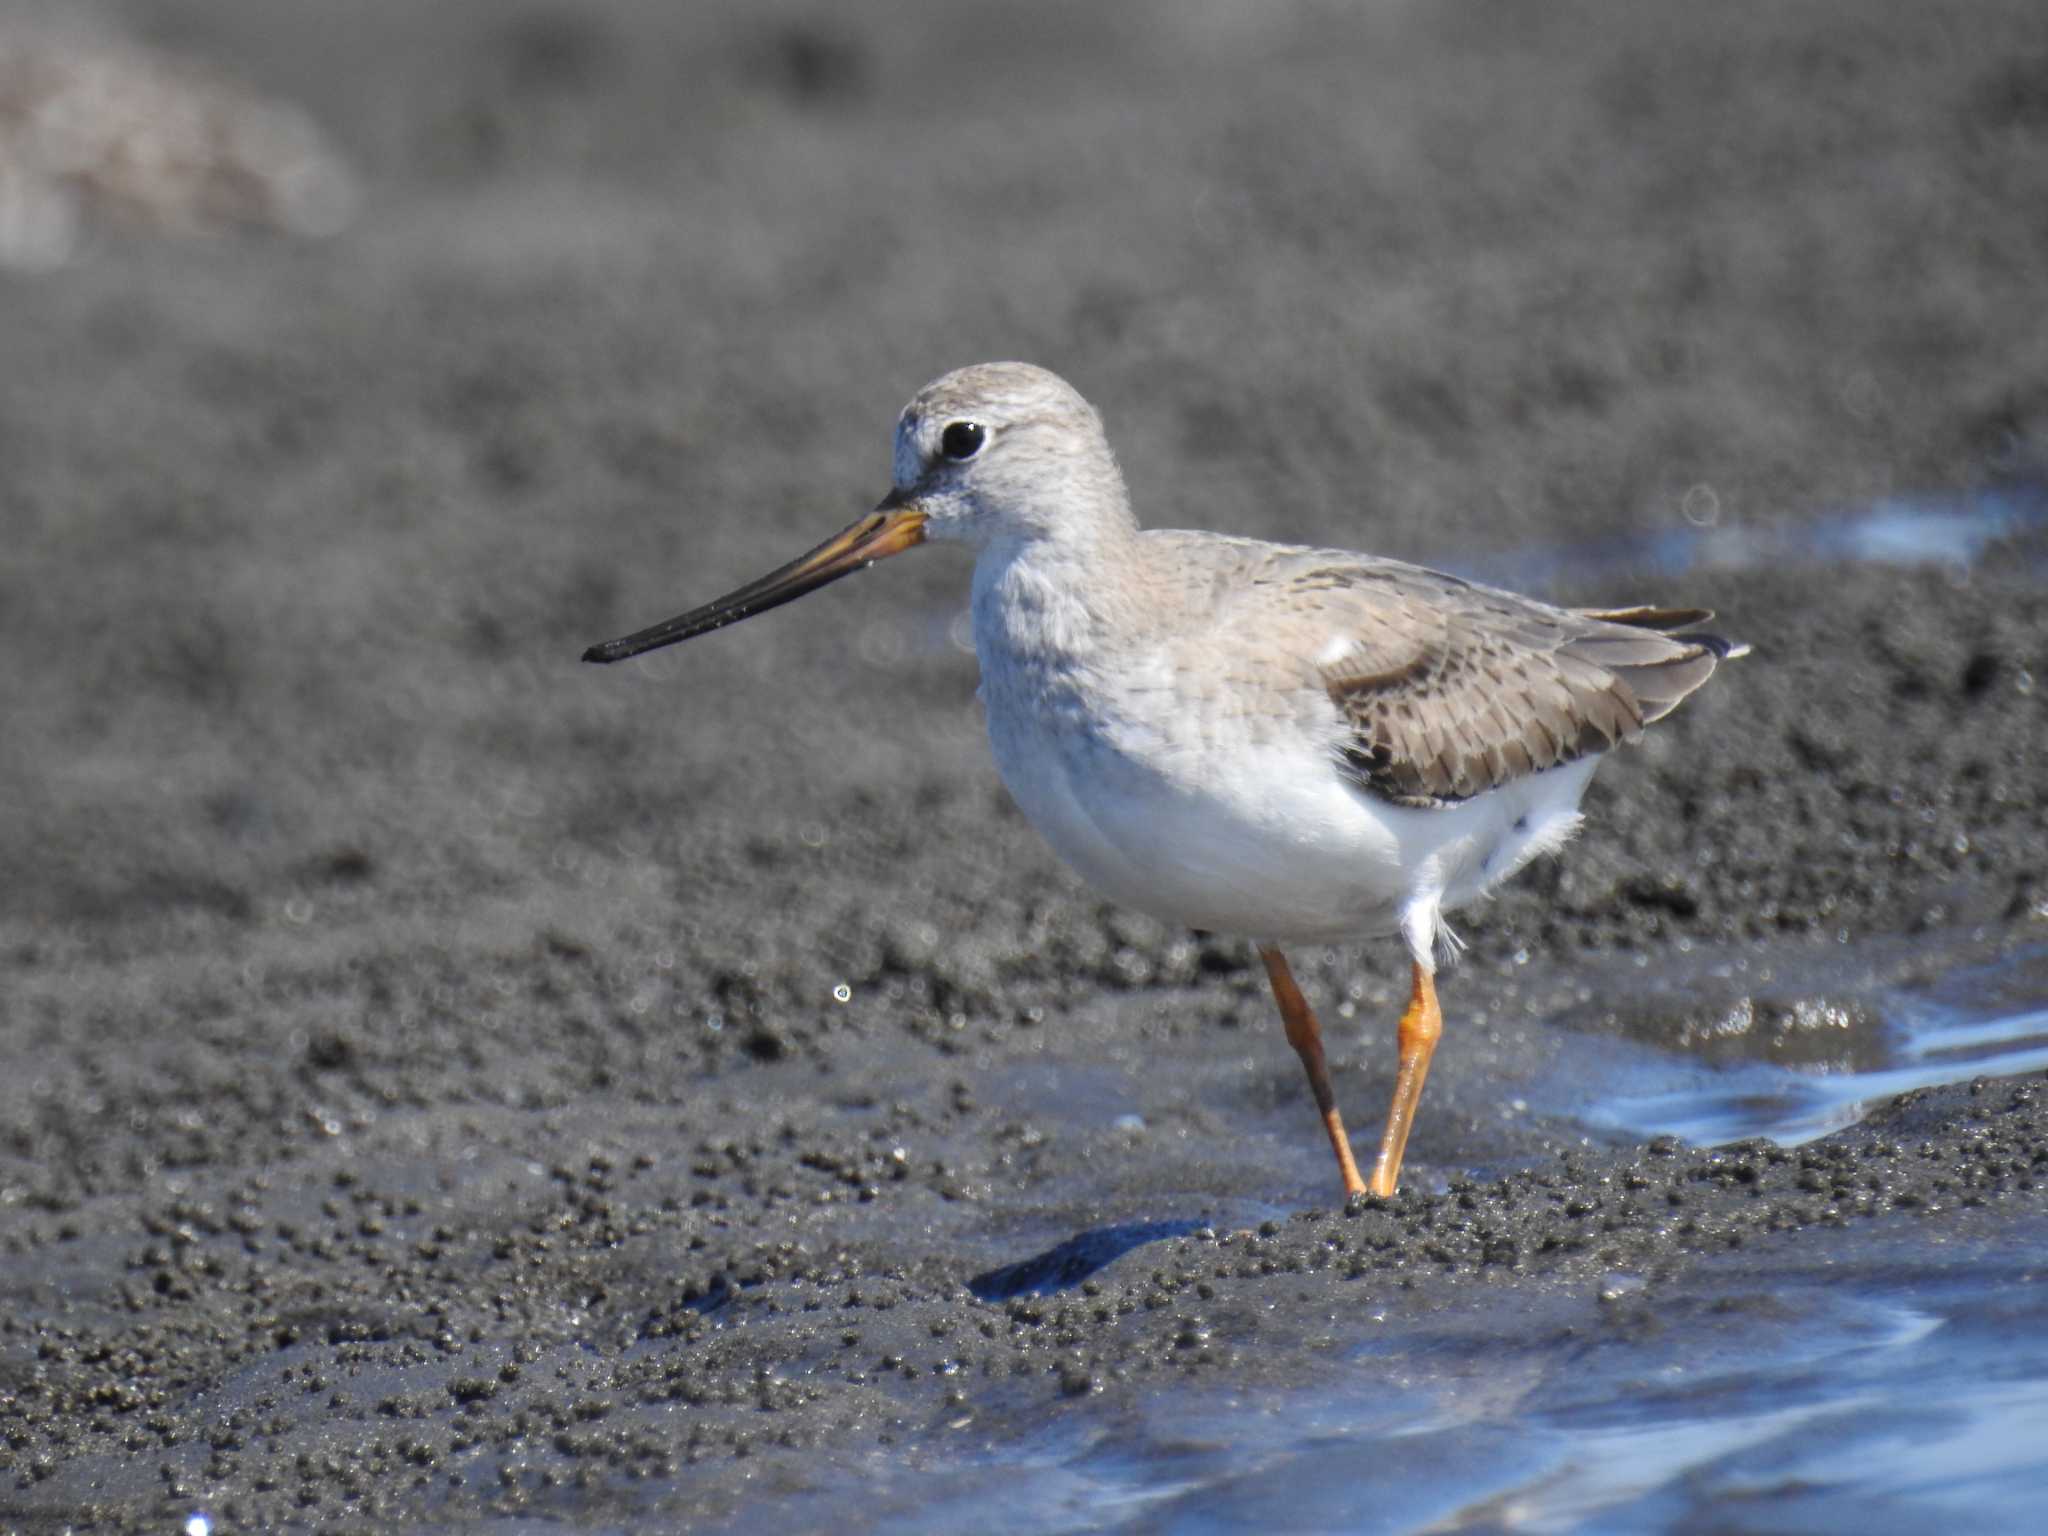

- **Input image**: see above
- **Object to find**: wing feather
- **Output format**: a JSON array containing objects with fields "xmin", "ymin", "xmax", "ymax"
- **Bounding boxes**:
[{"xmin": 1282, "ymin": 559, "xmax": 1741, "ymax": 807}]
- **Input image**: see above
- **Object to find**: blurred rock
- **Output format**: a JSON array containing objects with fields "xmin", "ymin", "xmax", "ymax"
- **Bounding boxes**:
[{"xmin": 0, "ymin": 12, "xmax": 354, "ymax": 270}]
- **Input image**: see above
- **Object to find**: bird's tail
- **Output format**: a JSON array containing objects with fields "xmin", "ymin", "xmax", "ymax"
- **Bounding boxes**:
[{"xmin": 1572, "ymin": 606, "xmax": 1750, "ymax": 724}]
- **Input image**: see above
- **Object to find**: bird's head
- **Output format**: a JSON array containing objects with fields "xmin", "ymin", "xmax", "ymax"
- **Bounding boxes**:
[{"xmin": 581, "ymin": 361, "xmax": 1128, "ymax": 665}]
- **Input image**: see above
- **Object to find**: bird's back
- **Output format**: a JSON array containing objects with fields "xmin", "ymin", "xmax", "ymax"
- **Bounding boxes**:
[{"xmin": 1127, "ymin": 530, "xmax": 1742, "ymax": 807}]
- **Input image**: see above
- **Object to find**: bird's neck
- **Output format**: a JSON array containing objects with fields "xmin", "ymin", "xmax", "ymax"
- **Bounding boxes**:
[{"xmin": 969, "ymin": 527, "xmax": 1140, "ymax": 672}]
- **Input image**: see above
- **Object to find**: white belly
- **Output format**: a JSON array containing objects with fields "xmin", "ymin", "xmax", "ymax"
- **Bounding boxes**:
[{"xmin": 981, "ymin": 667, "xmax": 1599, "ymax": 947}]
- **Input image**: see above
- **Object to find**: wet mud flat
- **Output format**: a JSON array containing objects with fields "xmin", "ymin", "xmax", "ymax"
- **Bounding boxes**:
[
  {"xmin": 5, "ymin": 971, "xmax": 2047, "ymax": 1531},
  {"xmin": 5, "ymin": 0, "xmax": 2048, "ymax": 1529},
  {"xmin": 5, "ymin": 578, "xmax": 2044, "ymax": 1536}
]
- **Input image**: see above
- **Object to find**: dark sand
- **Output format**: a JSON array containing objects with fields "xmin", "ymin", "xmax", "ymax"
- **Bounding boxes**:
[{"xmin": 4, "ymin": 1, "xmax": 2048, "ymax": 1529}]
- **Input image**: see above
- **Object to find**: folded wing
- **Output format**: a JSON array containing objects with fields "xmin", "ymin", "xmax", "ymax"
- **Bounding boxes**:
[{"xmin": 1275, "ymin": 560, "xmax": 1741, "ymax": 807}]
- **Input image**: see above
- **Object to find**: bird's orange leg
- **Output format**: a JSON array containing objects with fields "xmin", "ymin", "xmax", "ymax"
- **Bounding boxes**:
[
  {"xmin": 1368, "ymin": 961, "xmax": 1442, "ymax": 1198},
  {"xmin": 1258, "ymin": 945, "xmax": 1368, "ymax": 1200}
]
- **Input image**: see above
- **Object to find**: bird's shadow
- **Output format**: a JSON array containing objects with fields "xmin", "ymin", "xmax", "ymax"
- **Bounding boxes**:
[{"xmin": 967, "ymin": 1218, "xmax": 1209, "ymax": 1301}]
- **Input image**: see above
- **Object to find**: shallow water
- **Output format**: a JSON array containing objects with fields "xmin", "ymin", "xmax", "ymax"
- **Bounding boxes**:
[
  {"xmin": 697, "ymin": 1204, "xmax": 2048, "ymax": 1536},
  {"xmin": 1563, "ymin": 942, "xmax": 2048, "ymax": 1148},
  {"xmin": 1447, "ymin": 485, "xmax": 2048, "ymax": 594}
]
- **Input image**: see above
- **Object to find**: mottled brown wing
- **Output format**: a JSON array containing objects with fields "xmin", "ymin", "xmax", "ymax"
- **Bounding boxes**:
[{"xmin": 1292, "ymin": 561, "xmax": 1738, "ymax": 807}]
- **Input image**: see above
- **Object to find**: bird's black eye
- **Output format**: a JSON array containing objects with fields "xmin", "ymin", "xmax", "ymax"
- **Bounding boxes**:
[{"xmin": 939, "ymin": 421, "xmax": 986, "ymax": 462}]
